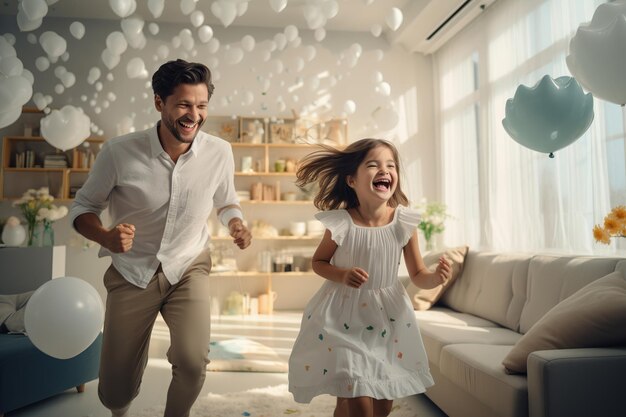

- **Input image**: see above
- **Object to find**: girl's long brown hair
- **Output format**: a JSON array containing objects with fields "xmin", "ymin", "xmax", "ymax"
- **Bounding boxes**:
[{"xmin": 296, "ymin": 138, "xmax": 409, "ymax": 211}]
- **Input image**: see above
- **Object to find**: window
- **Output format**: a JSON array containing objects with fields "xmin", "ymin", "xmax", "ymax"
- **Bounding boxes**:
[{"xmin": 435, "ymin": 0, "xmax": 624, "ymax": 253}]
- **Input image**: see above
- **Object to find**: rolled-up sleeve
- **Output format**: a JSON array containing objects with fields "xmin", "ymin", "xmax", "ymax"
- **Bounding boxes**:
[{"xmin": 69, "ymin": 141, "xmax": 116, "ymax": 231}]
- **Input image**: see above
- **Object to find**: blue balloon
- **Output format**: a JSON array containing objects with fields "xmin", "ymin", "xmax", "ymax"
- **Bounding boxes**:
[{"xmin": 502, "ymin": 75, "xmax": 594, "ymax": 158}]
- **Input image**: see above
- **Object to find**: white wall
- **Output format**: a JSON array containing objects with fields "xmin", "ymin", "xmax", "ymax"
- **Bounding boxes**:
[{"xmin": 0, "ymin": 15, "xmax": 436, "ymax": 307}]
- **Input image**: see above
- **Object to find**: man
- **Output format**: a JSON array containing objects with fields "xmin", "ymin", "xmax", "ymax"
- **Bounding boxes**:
[{"xmin": 70, "ymin": 59, "xmax": 252, "ymax": 417}]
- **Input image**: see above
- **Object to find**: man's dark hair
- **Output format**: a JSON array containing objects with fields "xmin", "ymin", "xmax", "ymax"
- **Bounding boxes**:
[{"xmin": 152, "ymin": 59, "xmax": 215, "ymax": 101}]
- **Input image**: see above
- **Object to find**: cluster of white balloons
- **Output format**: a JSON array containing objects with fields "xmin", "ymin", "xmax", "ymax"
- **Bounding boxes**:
[
  {"xmin": 5, "ymin": 0, "xmax": 409, "ymax": 136},
  {"xmin": 0, "ymin": 37, "xmax": 33, "ymax": 128},
  {"xmin": 40, "ymin": 105, "xmax": 91, "ymax": 151},
  {"xmin": 16, "ymin": 0, "xmax": 51, "ymax": 32}
]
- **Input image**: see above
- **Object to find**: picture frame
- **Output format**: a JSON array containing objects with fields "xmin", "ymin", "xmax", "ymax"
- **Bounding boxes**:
[{"xmin": 268, "ymin": 119, "xmax": 295, "ymax": 144}]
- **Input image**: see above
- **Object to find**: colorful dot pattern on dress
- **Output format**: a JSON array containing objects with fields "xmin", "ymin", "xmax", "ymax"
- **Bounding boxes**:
[{"xmin": 288, "ymin": 207, "xmax": 435, "ymax": 403}]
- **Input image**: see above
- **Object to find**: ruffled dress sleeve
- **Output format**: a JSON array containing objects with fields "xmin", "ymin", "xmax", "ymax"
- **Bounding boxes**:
[
  {"xmin": 314, "ymin": 210, "xmax": 350, "ymax": 246},
  {"xmin": 396, "ymin": 206, "xmax": 422, "ymax": 246}
]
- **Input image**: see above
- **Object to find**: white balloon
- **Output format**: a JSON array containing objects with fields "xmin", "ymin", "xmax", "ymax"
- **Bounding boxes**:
[
  {"xmin": 0, "ymin": 56, "xmax": 23, "ymax": 77},
  {"xmin": 370, "ymin": 23, "xmax": 382, "ymax": 37},
  {"xmin": 343, "ymin": 100, "xmax": 356, "ymax": 115},
  {"xmin": 269, "ymin": 0, "xmax": 287, "ymax": 13},
  {"xmin": 314, "ymin": 27, "xmax": 326, "ymax": 42},
  {"xmin": 386, "ymin": 7, "xmax": 403, "ymax": 31},
  {"xmin": 33, "ymin": 92, "xmax": 48, "ymax": 110},
  {"xmin": 148, "ymin": 22, "xmax": 160, "ymax": 35},
  {"xmin": 126, "ymin": 57, "xmax": 148, "ymax": 79},
  {"xmin": 17, "ymin": 9, "xmax": 42, "ymax": 32},
  {"xmin": 215, "ymin": 1, "xmax": 237, "ymax": 27},
  {"xmin": 39, "ymin": 31, "xmax": 67, "ymax": 59},
  {"xmin": 180, "ymin": 0, "xmax": 197, "ymax": 15},
  {"xmin": 25, "ymin": 277, "xmax": 104, "ymax": 360},
  {"xmin": 236, "ymin": 1, "xmax": 248, "ymax": 16},
  {"xmin": 198, "ymin": 25, "xmax": 213, "ymax": 43},
  {"xmin": 21, "ymin": 0, "xmax": 48, "ymax": 21},
  {"xmin": 241, "ymin": 35, "xmax": 255, "ymax": 52},
  {"xmin": 106, "ymin": 31, "xmax": 127, "ymax": 55},
  {"xmin": 378, "ymin": 81, "xmax": 391, "ymax": 96},
  {"xmin": 284, "ymin": 25, "xmax": 298, "ymax": 42},
  {"xmin": 54, "ymin": 83, "xmax": 64, "ymax": 94},
  {"xmin": 190, "ymin": 10, "xmax": 204, "ymax": 27},
  {"xmin": 566, "ymin": 2, "xmax": 626, "ymax": 106},
  {"xmin": 321, "ymin": 0, "xmax": 338, "ymax": 19},
  {"xmin": 374, "ymin": 49, "xmax": 384, "ymax": 61},
  {"xmin": 53, "ymin": 65, "xmax": 66, "ymax": 78},
  {"xmin": 61, "ymin": 72, "xmax": 76, "ymax": 88},
  {"xmin": 109, "ymin": 0, "xmax": 136, "ymax": 18},
  {"xmin": 207, "ymin": 38, "xmax": 220, "ymax": 54},
  {"xmin": 41, "ymin": 105, "xmax": 91, "ymax": 151},
  {"xmin": 271, "ymin": 59, "xmax": 284, "ymax": 74},
  {"xmin": 1, "ymin": 223, "xmax": 26, "ymax": 246},
  {"xmin": 147, "ymin": 0, "xmax": 164, "ymax": 18},
  {"xmin": 87, "ymin": 67, "xmax": 101, "ymax": 84},
  {"xmin": 101, "ymin": 48, "xmax": 120, "ymax": 69},
  {"xmin": 69, "ymin": 21, "xmax": 85, "ymax": 39},
  {"xmin": 22, "ymin": 69, "xmax": 34, "ymax": 85},
  {"xmin": 27, "ymin": 33, "xmax": 38, "ymax": 44},
  {"xmin": 156, "ymin": 44, "xmax": 170, "ymax": 59},
  {"xmin": 0, "ymin": 107, "xmax": 22, "ymax": 129},
  {"xmin": 121, "ymin": 17, "xmax": 145, "ymax": 37}
]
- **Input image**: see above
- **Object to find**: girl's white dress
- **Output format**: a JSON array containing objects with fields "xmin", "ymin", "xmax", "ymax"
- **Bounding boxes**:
[{"xmin": 288, "ymin": 206, "xmax": 434, "ymax": 403}]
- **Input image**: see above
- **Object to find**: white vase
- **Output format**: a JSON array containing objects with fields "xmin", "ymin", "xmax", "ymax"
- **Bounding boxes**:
[{"xmin": 2, "ymin": 224, "xmax": 27, "ymax": 246}]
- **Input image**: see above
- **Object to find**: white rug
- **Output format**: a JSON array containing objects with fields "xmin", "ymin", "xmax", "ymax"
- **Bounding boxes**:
[
  {"xmin": 207, "ymin": 338, "xmax": 288, "ymax": 373},
  {"xmin": 134, "ymin": 384, "xmax": 420, "ymax": 417}
]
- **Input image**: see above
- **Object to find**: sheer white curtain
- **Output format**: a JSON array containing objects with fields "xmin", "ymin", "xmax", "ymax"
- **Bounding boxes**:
[{"xmin": 435, "ymin": 0, "xmax": 625, "ymax": 254}]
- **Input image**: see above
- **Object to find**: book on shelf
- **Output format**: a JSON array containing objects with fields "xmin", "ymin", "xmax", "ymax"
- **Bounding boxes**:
[
  {"xmin": 73, "ymin": 149, "xmax": 94, "ymax": 169},
  {"xmin": 14, "ymin": 150, "xmax": 36, "ymax": 168},
  {"xmin": 43, "ymin": 154, "xmax": 68, "ymax": 168}
]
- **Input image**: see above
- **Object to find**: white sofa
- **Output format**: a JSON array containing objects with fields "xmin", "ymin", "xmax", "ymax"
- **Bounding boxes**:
[{"xmin": 410, "ymin": 250, "xmax": 626, "ymax": 417}]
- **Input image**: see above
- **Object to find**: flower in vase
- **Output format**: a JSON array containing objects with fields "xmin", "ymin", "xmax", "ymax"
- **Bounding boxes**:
[
  {"xmin": 12, "ymin": 187, "xmax": 55, "ymax": 246},
  {"xmin": 413, "ymin": 198, "xmax": 451, "ymax": 249},
  {"xmin": 593, "ymin": 205, "xmax": 626, "ymax": 245},
  {"xmin": 37, "ymin": 205, "xmax": 68, "ymax": 246}
]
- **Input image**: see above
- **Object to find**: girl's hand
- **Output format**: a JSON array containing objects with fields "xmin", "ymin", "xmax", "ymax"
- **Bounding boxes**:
[
  {"xmin": 435, "ymin": 256, "xmax": 452, "ymax": 285},
  {"xmin": 342, "ymin": 267, "xmax": 369, "ymax": 288}
]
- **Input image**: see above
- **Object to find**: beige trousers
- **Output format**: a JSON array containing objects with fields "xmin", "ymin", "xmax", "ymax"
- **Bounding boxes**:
[{"xmin": 98, "ymin": 250, "xmax": 212, "ymax": 417}]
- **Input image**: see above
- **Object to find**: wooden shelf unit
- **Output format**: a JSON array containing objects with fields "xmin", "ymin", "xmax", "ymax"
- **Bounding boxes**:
[{"xmin": 1, "ymin": 136, "xmax": 104, "ymax": 200}]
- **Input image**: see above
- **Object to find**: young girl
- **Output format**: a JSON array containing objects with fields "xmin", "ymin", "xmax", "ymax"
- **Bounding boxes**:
[{"xmin": 288, "ymin": 138, "xmax": 452, "ymax": 417}]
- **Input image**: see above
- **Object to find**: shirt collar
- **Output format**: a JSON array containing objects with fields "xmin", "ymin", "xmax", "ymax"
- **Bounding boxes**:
[
  {"xmin": 150, "ymin": 121, "xmax": 200, "ymax": 159},
  {"xmin": 149, "ymin": 122, "xmax": 166, "ymax": 159}
]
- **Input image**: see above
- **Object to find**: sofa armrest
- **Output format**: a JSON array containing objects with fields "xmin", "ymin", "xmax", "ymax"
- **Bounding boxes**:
[{"xmin": 527, "ymin": 347, "xmax": 626, "ymax": 417}]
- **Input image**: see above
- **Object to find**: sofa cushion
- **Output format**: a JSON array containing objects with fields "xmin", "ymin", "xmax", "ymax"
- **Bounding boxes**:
[
  {"xmin": 519, "ymin": 256, "xmax": 619, "ymax": 333},
  {"xmin": 418, "ymin": 320, "xmax": 521, "ymax": 367},
  {"xmin": 414, "ymin": 307, "xmax": 500, "ymax": 328},
  {"xmin": 0, "ymin": 291, "xmax": 33, "ymax": 333},
  {"xmin": 405, "ymin": 246, "xmax": 469, "ymax": 310},
  {"xmin": 502, "ymin": 270, "xmax": 626, "ymax": 374},
  {"xmin": 441, "ymin": 251, "xmax": 532, "ymax": 331},
  {"xmin": 440, "ymin": 344, "xmax": 528, "ymax": 417}
]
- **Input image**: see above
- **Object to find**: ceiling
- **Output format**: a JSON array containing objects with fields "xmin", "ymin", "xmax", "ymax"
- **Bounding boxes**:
[{"xmin": 0, "ymin": 0, "xmax": 414, "ymax": 33}]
